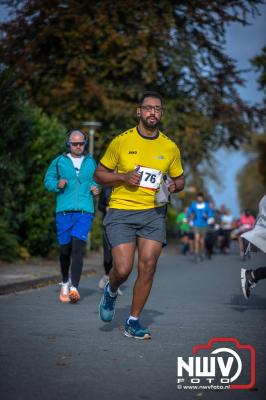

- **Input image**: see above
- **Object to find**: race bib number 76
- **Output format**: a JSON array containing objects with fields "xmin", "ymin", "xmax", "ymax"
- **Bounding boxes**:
[{"xmin": 136, "ymin": 165, "xmax": 162, "ymax": 190}]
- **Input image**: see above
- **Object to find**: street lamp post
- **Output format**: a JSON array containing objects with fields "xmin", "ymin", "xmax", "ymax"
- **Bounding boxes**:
[
  {"xmin": 82, "ymin": 121, "xmax": 102, "ymax": 156},
  {"xmin": 81, "ymin": 121, "xmax": 102, "ymax": 254}
]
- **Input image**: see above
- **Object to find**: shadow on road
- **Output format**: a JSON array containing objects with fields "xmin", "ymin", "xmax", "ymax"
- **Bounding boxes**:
[
  {"xmin": 98, "ymin": 306, "xmax": 164, "ymax": 332},
  {"xmin": 225, "ymin": 294, "xmax": 266, "ymax": 312},
  {"xmin": 78, "ymin": 287, "xmax": 98, "ymax": 300}
]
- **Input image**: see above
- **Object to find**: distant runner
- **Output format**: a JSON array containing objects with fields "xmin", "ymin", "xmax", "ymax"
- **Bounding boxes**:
[{"xmin": 187, "ymin": 193, "xmax": 213, "ymax": 262}]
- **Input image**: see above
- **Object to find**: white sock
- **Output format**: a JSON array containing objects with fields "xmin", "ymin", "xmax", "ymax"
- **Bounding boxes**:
[
  {"xmin": 127, "ymin": 315, "xmax": 139, "ymax": 323},
  {"xmin": 107, "ymin": 284, "xmax": 117, "ymax": 298},
  {"xmin": 70, "ymin": 286, "xmax": 78, "ymax": 291}
]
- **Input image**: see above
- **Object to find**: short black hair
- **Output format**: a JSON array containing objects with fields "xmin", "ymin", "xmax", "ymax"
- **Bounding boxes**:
[
  {"xmin": 197, "ymin": 192, "xmax": 204, "ymax": 198},
  {"xmin": 139, "ymin": 91, "xmax": 163, "ymax": 105}
]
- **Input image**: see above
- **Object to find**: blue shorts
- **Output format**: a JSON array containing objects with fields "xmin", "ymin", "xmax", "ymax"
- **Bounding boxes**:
[{"xmin": 56, "ymin": 212, "xmax": 94, "ymax": 245}]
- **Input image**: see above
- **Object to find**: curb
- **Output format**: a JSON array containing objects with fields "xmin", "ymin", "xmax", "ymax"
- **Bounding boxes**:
[{"xmin": 0, "ymin": 268, "xmax": 98, "ymax": 296}]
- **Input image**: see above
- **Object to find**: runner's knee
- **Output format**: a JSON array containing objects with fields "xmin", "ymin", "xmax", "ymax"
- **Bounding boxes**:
[
  {"xmin": 138, "ymin": 258, "xmax": 157, "ymax": 277},
  {"xmin": 113, "ymin": 265, "xmax": 131, "ymax": 281}
]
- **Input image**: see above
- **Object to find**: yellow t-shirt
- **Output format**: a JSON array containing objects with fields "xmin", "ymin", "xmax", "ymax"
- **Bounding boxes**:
[{"xmin": 100, "ymin": 126, "xmax": 183, "ymax": 210}]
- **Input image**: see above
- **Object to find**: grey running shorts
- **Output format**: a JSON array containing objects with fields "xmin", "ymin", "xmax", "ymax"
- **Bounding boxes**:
[
  {"xmin": 103, "ymin": 207, "xmax": 167, "ymax": 248},
  {"xmin": 193, "ymin": 226, "xmax": 208, "ymax": 235}
]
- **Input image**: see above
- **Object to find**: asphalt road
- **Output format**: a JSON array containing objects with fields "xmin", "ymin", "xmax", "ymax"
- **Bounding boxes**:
[{"xmin": 1, "ymin": 246, "xmax": 266, "ymax": 400}]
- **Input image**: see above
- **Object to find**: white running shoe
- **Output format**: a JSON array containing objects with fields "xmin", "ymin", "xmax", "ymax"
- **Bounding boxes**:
[
  {"xmin": 98, "ymin": 275, "xmax": 123, "ymax": 295},
  {"xmin": 98, "ymin": 274, "xmax": 109, "ymax": 290},
  {"xmin": 59, "ymin": 281, "xmax": 70, "ymax": 303}
]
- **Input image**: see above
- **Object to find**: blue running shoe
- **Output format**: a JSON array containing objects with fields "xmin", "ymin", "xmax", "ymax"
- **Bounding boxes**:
[
  {"xmin": 124, "ymin": 319, "xmax": 151, "ymax": 340},
  {"xmin": 99, "ymin": 282, "xmax": 117, "ymax": 322}
]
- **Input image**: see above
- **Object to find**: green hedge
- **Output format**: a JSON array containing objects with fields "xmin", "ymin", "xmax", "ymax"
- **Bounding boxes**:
[{"xmin": 0, "ymin": 70, "xmax": 65, "ymax": 260}]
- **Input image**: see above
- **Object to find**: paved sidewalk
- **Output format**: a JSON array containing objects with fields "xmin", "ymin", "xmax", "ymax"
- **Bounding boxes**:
[{"xmin": 0, "ymin": 250, "xmax": 103, "ymax": 295}]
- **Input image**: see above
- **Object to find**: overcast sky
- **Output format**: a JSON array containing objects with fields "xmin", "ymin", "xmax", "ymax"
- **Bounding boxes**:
[{"xmin": 1, "ymin": 3, "xmax": 265, "ymax": 216}]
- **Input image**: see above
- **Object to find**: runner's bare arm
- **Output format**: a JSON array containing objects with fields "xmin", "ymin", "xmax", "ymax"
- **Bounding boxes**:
[
  {"xmin": 94, "ymin": 163, "xmax": 141, "ymax": 186},
  {"xmin": 168, "ymin": 174, "xmax": 185, "ymax": 193}
]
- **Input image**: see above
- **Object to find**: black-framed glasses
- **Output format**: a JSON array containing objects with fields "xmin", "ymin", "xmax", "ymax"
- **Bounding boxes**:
[
  {"xmin": 70, "ymin": 141, "xmax": 86, "ymax": 146},
  {"xmin": 140, "ymin": 105, "xmax": 163, "ymax": 113}
]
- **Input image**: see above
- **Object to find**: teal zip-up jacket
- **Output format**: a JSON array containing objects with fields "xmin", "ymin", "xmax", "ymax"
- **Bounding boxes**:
[{"xmin": 44, "ymin": 154, "xmax": 98, "ymax": 213}]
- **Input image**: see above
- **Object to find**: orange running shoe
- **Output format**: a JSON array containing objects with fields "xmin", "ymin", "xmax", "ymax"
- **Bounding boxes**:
[
  {"xmin": 59, "ymin": 282, "xmax": 70, "ymax": 303},
  {"xmin": 69, "ymin": 287, "xmax": 80, "ymax": 303}
]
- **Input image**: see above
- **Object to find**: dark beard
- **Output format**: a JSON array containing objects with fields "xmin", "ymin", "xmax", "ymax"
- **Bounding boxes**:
[{"xmin": 140, "ymin": 115, "xmax": 159, "ymax": 130}]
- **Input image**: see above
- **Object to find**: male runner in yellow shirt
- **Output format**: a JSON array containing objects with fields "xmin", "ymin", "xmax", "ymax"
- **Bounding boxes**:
[{"xmin": 94, "ymin": 91, "xmax": 185, "ymax": 339}]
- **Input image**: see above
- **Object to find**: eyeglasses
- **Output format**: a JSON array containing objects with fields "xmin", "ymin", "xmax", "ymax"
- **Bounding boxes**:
[
  {"xmin": 140, "ymin": 105, "xmax": 163, "ymax": 113},
  {"xmin": 70, "ymin": 141, "xmax": 86, "ymax": 147}
]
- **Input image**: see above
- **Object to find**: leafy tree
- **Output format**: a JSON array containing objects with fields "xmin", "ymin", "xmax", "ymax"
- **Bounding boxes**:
[
  {"xmin": 0, "ymin": 69, "xmax": 33, "ymax": 259},
  {"xmin": 252, "ymin": 45, "xmax": 266, "ymax": 101},
  {"xmin": 0, "ymin": 69, "xmax": 66, "ymax": 259},
  {"xmin": 237, "ymin": 130, "xmax": 266, "ymax": 213},
  {"xmin": 0, "ymin": 0, "xmax": 262, "ymax": 170},
  {"xmin": 237, "ymin": 44, "xmax": 266, "ymax": 212},
  {"xmin": 237, "ymin": 157, "xmax": 266, "ymax": 215},
  {"xmin": 251, "ymin": 45, "xmax": 266, "ymax": 185},
  {"xmin": 0, "ymin": 218, "xmax": 19, "ymax": 261},
  {"xmin": 21, "ymin": 107, "xmax": 66, "ymax": 256}
]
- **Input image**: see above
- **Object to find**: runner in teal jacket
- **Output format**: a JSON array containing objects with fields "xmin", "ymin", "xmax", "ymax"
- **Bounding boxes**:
[
  {"xmin": 44, "ymin": 153, "xmax": 98, "ymax": 213},
  {"xmin": 44, "ymin": 129, "xmax": 100, "ymax": 304}
]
